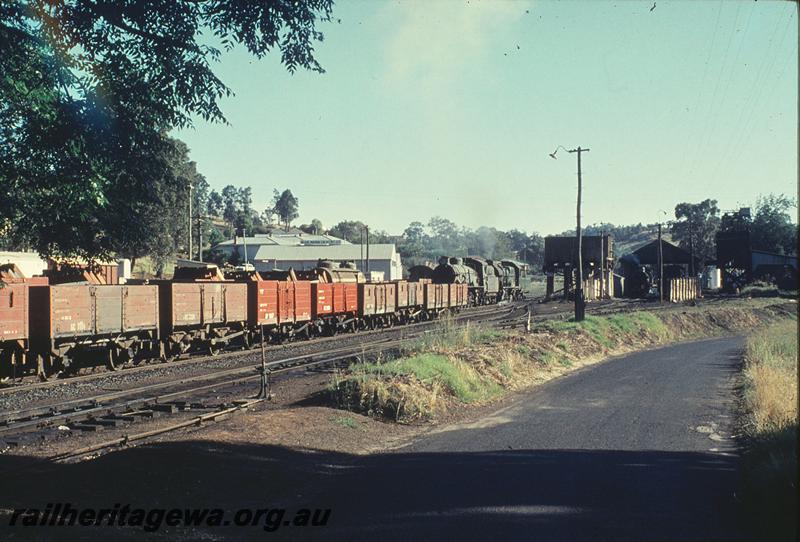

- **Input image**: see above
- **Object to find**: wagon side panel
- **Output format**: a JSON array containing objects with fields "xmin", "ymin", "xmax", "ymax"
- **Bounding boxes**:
[
  {"xmin": 294, "ymin": 282, "xmax": 312, "ymax": 322},
  {"xmin": 170, "ymin": 283, "xmax": 204, "ymax": 328},
  {"xmin": 123, "ymin": 285, "xmax": 160, "ymax": 333},
  {"xmin": 223, "ymin": 283, "xmax": 248, "ymax": 323},
  {"xmin": 202, "ymin": 283, "xmax": 225, "ymax": 325},
  {"xmin": 0, "ymin": 283, "xmax": 28, "ymax": 342},
  {"xmin": 386, "ymin": 283, "xmax": 396, "ymax": 314},
  {"xmin": 50, "ymin": 285, "xmax": 94, "ymax": 337},
  {"xmin": 359, "ymin": 284, "xmax": 376, "ymax": 316},
  {"xmin": 344, "ymin": 283, "xmax": 358, "ymax": 313},
  {"xmin": 313, "ymin": 283, "xmax": 333, "ymax": 317},
  {"xmin": 93, "ymin": 285, "xmax": 124, "ymax": 334}
]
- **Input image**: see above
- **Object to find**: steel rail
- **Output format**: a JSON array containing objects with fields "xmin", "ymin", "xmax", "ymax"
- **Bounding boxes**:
[{"xmin": 0, "ymin": 301, "xmax": 527, "ymax": 394}]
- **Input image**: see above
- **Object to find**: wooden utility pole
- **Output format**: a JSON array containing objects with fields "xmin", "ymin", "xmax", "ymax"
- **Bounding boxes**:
[
  {"xmin": 196, "ymin": 214, "xmax": 203, "ymax": 262},
  {"xmin": 568, "ymin": 147, "xmax": 590, "ymax": 321},
  {"xmin": 600, "ymin": 233, "xmax": 605, "ymax": 299},
  {"xmin": 658, "ymin": 223, "xmax": 664, "ymax": 303},
  {"xmin": 688, "ymin": 219, "xmax": 695, "ymax": 276},
  {"xmin": 365, "ymin": 225, "xmax": 370, "ymax": 276},
  {"xmin": 188, "ymin": 183, "xmax": 193, "ymax": 260}
]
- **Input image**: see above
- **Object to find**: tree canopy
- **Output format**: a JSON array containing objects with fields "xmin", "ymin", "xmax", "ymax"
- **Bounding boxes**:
[
  {"xmin": 0, "ymin": 0, "xmax": 333, "ymax": 260},
  {"xmin": 670, "ymin": 199, "xmax": 721, "ymax": 267},
  {"xmin": 272, "ymin": 189, "xmax": 300, "ymax": 231},
  {"xmin": 750, "ymin": 195, "xmax": 797, "ymax": 255}
]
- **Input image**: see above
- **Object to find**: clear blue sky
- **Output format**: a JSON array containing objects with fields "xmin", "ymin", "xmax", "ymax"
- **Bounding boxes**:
[{"xmin": 174, "ymin": 0, "xmax": 798, "ymax": 235}]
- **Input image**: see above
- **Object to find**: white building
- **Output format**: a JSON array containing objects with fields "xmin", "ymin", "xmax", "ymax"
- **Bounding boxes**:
[
  {"xmin": 214, "ymin": 233, "xmax": 403, "ymax": 280},
  {"xmin": 0, "ymin": 251, "xmax": 47, "ymax": 278}
]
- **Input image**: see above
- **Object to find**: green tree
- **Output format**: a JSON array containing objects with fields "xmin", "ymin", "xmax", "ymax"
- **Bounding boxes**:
[
  {"xmin": 272, "ymin": 189, "xmax": 299, "ymax": 231},
  {"xmin": 109, "ymin": 137, "xmax": 200, "ymax": 272},
  {"xmin": 670, "ymin": 199, "xmax": 721, "ymax": 268},
  {"xmin": 751, "ymin": 194, "xmax": 797, "ymax": 255},
  {"xmin": 0, "ymin": 0, "xmax": 333, "ymax": 260},
  {"xmin": 207, "ymin": 190, "xmax": 224, "ymax": 217},
  {"xmin": 427, "ymin": 217, "xmax": 464, "ymax": 256},
  {"xmin": 329, "ymin": 221, "xmax": 367, "ymax": 243},
  {"xmin": 399, "ymin": 221, "xmax": 428, "ymax": 259},
  {"xmin": 299, "ymin": 219, "xmax": 324, "ymax": 234}
]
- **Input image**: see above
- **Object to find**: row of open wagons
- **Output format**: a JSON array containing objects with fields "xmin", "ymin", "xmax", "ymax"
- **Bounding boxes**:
[{"xmin": 0, "ymin": 266, "xmax": 468, "ymax": 380}]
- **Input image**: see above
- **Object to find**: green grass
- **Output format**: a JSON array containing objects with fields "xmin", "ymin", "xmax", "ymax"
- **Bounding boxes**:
[
  {"xmin": 539, "ymin": 311, "xmax": 672, "ymax": 347},
  {"xmin": 740, "ymin": 320, "xmax": 798, "ymax": 541},
  {"xmin": 537, "ymin": 352, "xmax": 563, "ymax": 366},
  {"xmin": 348, "ymin": 353, "xmax": 502, "ymax": 404},
  {"xmin": 745, "ymin": 321, "xmax": 797, "ymax": 379},
  {"xmin": 404, "ymin": 317, "xmax": 507, "ymax": 354},
  {"xmin": 515, "ymin": 344, "xmax": 533, "ymax": 357},
  {"xmin": 524, "ymin": 276, "xmax": 548, "ymax": 298}
]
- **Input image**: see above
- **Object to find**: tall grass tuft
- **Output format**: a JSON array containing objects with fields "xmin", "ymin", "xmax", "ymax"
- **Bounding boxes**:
[{"xmin": 740, "ymin": 319, "xmax": 798, "ymax": 541}]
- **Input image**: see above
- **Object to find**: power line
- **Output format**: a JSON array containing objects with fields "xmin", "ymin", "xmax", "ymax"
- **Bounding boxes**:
[
  {"xmin": 677, "ymin": 0, "xmax": 724, "ymax": 179},
  {"xmin": 721, "ymin": 7, "xmax": 795, "ymax": 179},
  {"xmin": 687, "ymin": 1, "xmax": 742, "ymax": 178}
]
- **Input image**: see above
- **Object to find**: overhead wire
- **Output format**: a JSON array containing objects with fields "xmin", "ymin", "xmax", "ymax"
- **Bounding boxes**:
[
  {"xmin": 676, "ymin": 0, "xmax": 724, "ymax": 179},
  {"xmin": 717, "ymin": 7, "xmax": 788, "ymax": 170},
  {"xmin": 686, "ymin": 1, "xmax": 742, "ymax": 178},
  {"xmin": 708, "ymin": 0, "xmax": 758, "ymax": 180},
  {"xmin": 722, "ymin": 7, "xmax": 795, "ymax": 180}
]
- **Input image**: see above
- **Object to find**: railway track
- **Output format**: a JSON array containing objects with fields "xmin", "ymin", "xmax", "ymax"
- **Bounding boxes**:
[
  {"xmin": 0, "ymin": 296, "xmax": 694, "ymax": 463},
  {"xmin": 0, "ymin": 302, "xmax": 527, "ymax": 454},
  {"xmin": 0, "ymin": 300, "xmax": 522, "ymax": 396}
]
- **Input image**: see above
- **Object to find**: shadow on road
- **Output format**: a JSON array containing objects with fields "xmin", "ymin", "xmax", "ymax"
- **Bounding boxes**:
[{"xmin": 0, "ymin": 439, "xmax": 743, "ymax": 541}]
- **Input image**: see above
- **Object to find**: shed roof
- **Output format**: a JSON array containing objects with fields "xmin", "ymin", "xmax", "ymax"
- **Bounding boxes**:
[
  {"xmin": 252, "ymin": 243, "xmax": 397, "ymax": 261},
  {"xmin": 216, "ymin": 233, "xmax": 349, "ymax": 247},
  {"xmin": 630, "ymin": 239, "xmax": 692, "ymax": 265}
]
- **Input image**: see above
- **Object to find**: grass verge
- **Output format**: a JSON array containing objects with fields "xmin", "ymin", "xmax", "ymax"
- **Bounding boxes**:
[
  {"xmin": 739, "ymin": 320, "xmax": 798, "ymax": 542},
  {"xmin": 331, "ymin": 302, "xmax": 796, "ymax": 424}
]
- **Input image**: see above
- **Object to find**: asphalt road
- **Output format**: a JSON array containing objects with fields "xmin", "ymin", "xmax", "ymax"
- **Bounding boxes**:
[
  {"xmin": 298, "ymin": 336, "xmax": 746, "ymax": 542},
  {"xmin": 0, "ymin": 336, "xmax": 746, "ymax": 542}
]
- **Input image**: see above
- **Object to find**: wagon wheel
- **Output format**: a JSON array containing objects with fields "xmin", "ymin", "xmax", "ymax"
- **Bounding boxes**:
[
  {"xmin": 36, "ymin": 353, "xmax": 54, "ymax": 381},
  {"xmin": 207, "ymin": 341, "xmax": 222, "ymax": 357},
  {"xmin": 105, "ymin": 346, "xmax": 130, "ymax": 371}
]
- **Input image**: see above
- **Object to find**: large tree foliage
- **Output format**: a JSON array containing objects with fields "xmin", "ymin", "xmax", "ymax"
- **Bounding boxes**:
[
  {"xmin": 272, "ymin": 189, "xmax": 299, "ymax": 231},
  {"xmin": 219, "ymin": 185, "xmax": 257, "ymax": 233},
  {"xmin": 299, "ymin": 218, "xmax": 323, "ymax": 234},
  {"xmin": 0, "ymin": 0, "xmax": 333, "ymax": 260},
  {"xmin": 750, "ymin": 194, "xmax": 797, "ymax": 255},
  {"xmin": 670, "ymin": 199, "xmax": 721, "ymax": 267},
  {"xmin": 109, "ymin": 137, "xmax": 203, "ymax": 273},
  {"xmin": 328, "ymin": 220, "xmax": 366, "ymax": 243}
]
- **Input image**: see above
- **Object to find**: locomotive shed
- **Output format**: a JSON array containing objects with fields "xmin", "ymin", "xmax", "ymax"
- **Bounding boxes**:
[{"xmin": 0, "ymin": 297, "xmax": 658, "ymax": 463}]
